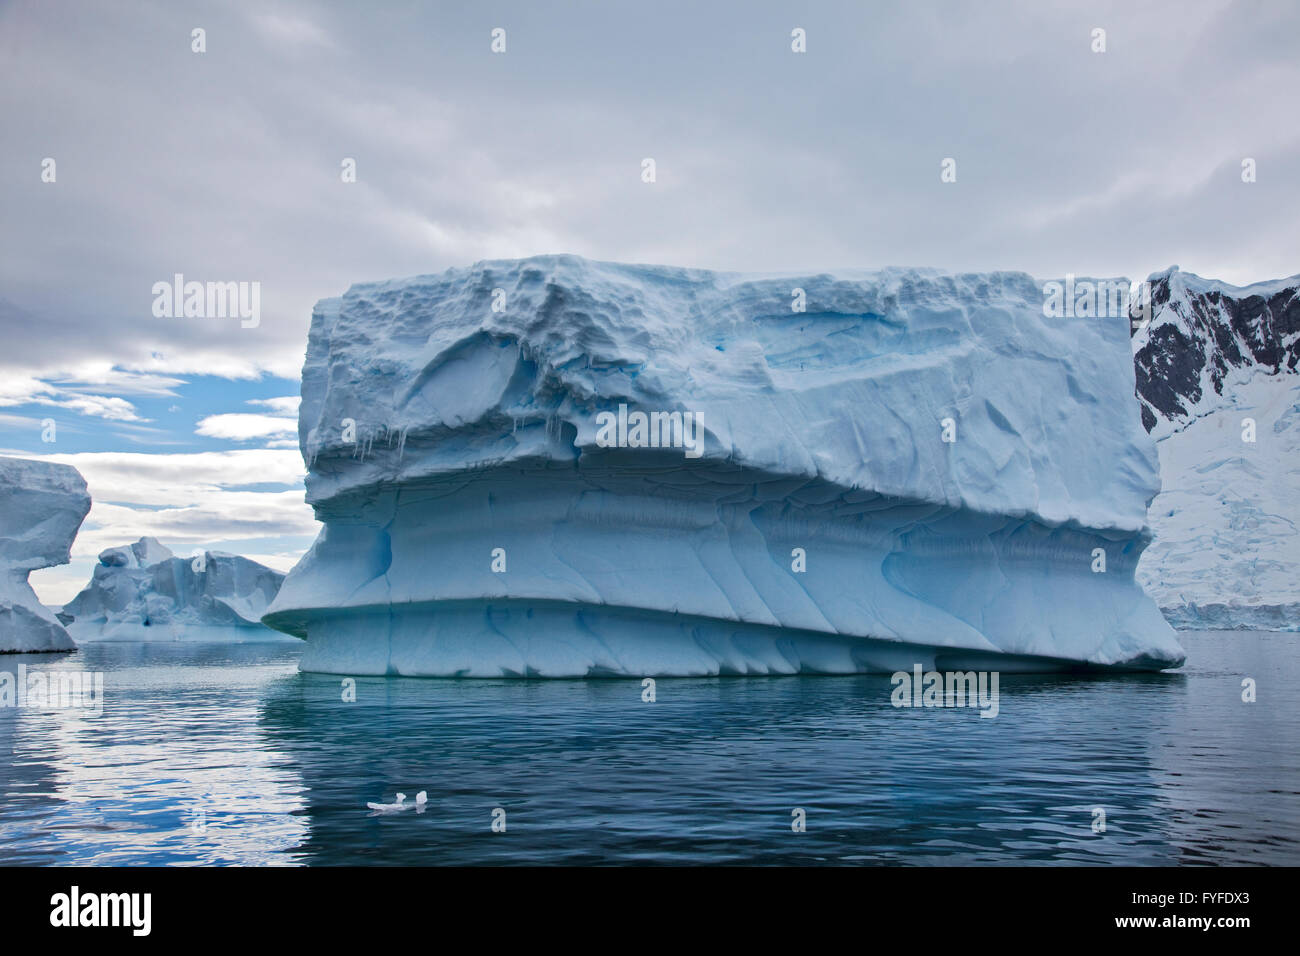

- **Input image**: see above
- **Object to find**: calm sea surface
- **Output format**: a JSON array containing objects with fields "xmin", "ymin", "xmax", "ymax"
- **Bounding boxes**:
[{"xmin": 0, "ymin": 631, "xmax": 1295, "ymax": 865}]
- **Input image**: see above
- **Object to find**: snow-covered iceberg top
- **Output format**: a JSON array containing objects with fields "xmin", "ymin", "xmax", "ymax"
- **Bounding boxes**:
[
  {"xmin": 62, "ymin": 537, "xmax": 292, "ymax": 643},
  {"xmin": 298, "ymin": 256, "xmax": 1161, "ymax": 531},
  {"xmin": 267, "ymin": 255, "xmax": 1184, "ymax": 675},
  {"xmin": 0, "ymin": 456, "xmax": 90, "ymax": 653}
]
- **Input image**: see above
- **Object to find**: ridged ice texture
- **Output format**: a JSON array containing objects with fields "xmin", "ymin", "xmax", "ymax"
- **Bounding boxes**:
[
  {"xmin": 0, "ymin": 456, "xmax": 90, "ymax": 653},
  {"xmin": 265, "ymin": 255, "xmax": 1184, "ymax": 675}
]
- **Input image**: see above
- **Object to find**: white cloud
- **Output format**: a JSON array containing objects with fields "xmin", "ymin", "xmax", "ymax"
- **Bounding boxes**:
[
  {"xmin": 0, "ymin": 372, "xmax": 150, "ymax": 421},
  {"xmin": 196, "ymin": 412, "xmax": 298, "ymax": 440},
  {"xmin": 0, "ymin": 375, "xmax": 55, "ymax": 406},
  {"xmin": 196, "ymin": 396, "xmax": 300, "ymax": 441},
  {"xmin": 44, "ymin": 394, "xmax": 144, "ymax": 422},
  {"xmin": 248, "ymin": 396, "xmax": 301, "ymax": 415},
  {"xmin": 52, "ymin": 364, "xmax": 186, "ymax": 397}
]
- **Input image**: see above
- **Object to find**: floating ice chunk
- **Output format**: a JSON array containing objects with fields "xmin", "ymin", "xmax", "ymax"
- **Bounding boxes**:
[{"xmin": 367, "ymin": 793, "xmax": 408, "ymax": 813}]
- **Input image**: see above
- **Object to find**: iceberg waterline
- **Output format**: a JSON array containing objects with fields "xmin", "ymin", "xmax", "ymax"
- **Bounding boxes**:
[{"xmin": 264, "ymin": 254, "xmax": 1186, "ymax": 675}]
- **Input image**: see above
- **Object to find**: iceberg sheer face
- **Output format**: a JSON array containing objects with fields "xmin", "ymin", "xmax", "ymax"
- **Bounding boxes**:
[{"xmin": 263, "ymin": 254, "xmax": 1185, "ymax": 676}]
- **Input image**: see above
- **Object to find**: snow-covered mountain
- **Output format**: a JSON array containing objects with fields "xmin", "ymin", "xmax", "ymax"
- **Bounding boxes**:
[
  {"xmin": 0, "ymin": 456, "xmax": 91, "ymax": 653},
  {"xmin": 1133, "ymin": 266, "xmax": 1299, "ymax": 437},
  {"xmin": 265, "ymin": 255, "xmax": 1183, "ymax": 675},
  {"xmin": 1131, "ymin": 267, "xmax": 1300, "ymax": 630},
  {"xmin": 61, "ymin": 537, "xmax": 293, "ymax": 642}
]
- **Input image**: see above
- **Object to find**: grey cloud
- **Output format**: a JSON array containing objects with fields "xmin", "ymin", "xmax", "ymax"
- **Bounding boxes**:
[{"xmin": 1, "ymin": 0, "xmax": 1296, "ymax": 384}]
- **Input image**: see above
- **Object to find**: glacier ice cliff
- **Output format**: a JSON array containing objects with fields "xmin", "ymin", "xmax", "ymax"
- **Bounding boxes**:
[
  {"xmin": 0, "ymin": 456, "xmax": 90, "ymax": 653},
  {"xmin": 62, "ymin": 537, "xmax": 293, "ymax": 642},
  {"xmin": 1132, "ymin": 267, "xmax": 1300, "ymax": 630},
  {"xmin": 264, "ymin": 255, "xmax": 1186, "ymax": 675}
]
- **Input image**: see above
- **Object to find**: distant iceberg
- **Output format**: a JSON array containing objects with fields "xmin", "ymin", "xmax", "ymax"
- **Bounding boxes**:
[
  {"xmin": 62, "ymin": 537, "xmax": 293, "ymax": 642},
  {"xmin": 264, "ymin": 255, "xmax": 1186, "ymax": 675},
  {"xmin": 0, "ymin": 456, "xmax": 90, "ymax": 653}
]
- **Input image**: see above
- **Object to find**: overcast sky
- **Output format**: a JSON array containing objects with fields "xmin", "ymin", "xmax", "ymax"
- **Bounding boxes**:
[{"xmin": 2, "ymin": 0, "xmax": 1297, "ymax": 602}]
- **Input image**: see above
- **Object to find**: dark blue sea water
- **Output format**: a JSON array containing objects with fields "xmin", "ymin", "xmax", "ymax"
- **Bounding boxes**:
[{"xmin": 0, "ymin": 631, "xmax": 1295, "ymax": 865}]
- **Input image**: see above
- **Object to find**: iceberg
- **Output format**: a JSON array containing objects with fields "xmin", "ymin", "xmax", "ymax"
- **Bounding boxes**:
[
  {"xmin": 62, "ymin": 537, "xmax": 293, "ymax": 642},
  {"xmin": 264, "ymin": 255, "xmax": 1185, "ymax": 675},
  {"xmin": 0, "ymin": 456, "xmax": 90, "ymax": 653}
]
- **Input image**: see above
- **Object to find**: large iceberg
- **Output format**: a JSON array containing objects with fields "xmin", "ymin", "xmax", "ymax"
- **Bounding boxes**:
[
  {"xmin": 62, "ymin": 537, "xmax": 293, "ymax": 642},
  {"xmin": 264, "ymin": 255, "xmax": 1185, "ymax": 675},
  {"xmin": 0, "ymin": 456, "xmax": 90, "ymax": 653}
]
